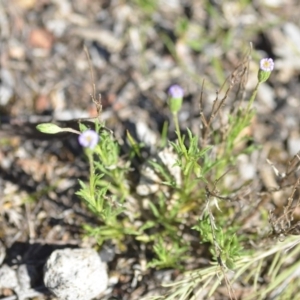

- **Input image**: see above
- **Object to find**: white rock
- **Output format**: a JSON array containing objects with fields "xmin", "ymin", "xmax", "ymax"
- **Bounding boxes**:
[
  {"xmin": 288, "ymin": 135, "xmax": 300, "ymax": 156},
  {"xmin": 17, "ymin": 264, "xmax": 36, "ymax": 291},
  {"xmin": 136, "ymin": 147, "xmax": 181, "ymax": 196},
  {"xmin": 262, "ymin": 0, "xmax": 284, "ymax": 7},
  {"xmin": 0, "ymin": 240, "xmax": 5, "ymax": 266},
  {"xmin": 136, "ymin": 121, "xmax": 157, "ymax": 150},
  {"xmin": 237, "ymin": 154, "xmax": 256, "ymax": 181},
  {"xmin": 0, "ymin": 85, "xmax": 13, "ymax": 106},
  {"xmin": 257, "ymin": 83, "xmax": 276, "ymax": 112},
  {"xmin": 157, "ymin": 147, "xmax": 181, "ymax": 187},
  {"xmin": 283, "ymin": 23, "xmax": 300, "ymax": 54},
  {"xmin": 0, "ymin": 264, "xmax": 18, "ymax": 289},
  {"xmin": 44, "ymin": 248, "xmax": 108, "ymax": 300},
  {"xmin": 53, "ymin": 109, "xmax": 89, "ymax": 121}
]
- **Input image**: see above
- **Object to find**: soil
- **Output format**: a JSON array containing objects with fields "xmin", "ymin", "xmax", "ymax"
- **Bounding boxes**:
[{"xmin": 1, "ymin": 1, "xmax": 300, "ymax": 299}]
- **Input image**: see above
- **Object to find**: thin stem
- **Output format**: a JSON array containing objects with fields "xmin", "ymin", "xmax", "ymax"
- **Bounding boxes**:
[
  {"xmin": 173, "ymin": 112, "xmax": 188, "ymax": 159},
  {"xmin": 246, "ymin": 82, "xmax": 260, "ymax": 113},
  {"xmin": 62, "ymin": 127, "xmax": 81, "ymax": 135},
  {"xmin": 87, "ymin": 151, "xmax": 95, "ymax": 200}
]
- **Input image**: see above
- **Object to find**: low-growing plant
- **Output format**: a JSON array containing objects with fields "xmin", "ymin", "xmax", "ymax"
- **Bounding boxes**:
[{"xmin": 37, "ymin": 54, "xmax": 300, "ymax": 299}]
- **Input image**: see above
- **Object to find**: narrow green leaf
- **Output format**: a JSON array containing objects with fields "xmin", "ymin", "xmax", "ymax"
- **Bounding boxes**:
[{"xmin": 126, "ymin": 130, "xmax": 141, "ymax": 157}]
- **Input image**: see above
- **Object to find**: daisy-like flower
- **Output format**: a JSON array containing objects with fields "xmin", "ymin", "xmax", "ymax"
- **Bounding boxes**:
[
  {"xmin": 78, "ymin": 129, "xmax": 99, "ymax": 150},
  {"xmin": 260, "ymin": 58, "xmax": 274, "ymax": 72},
  {"xmin": 168, "ymin": 84, "xmax": 184, "ymax": 98},
  {"xmin": 258, "ymin": 58, "xmax": 274, "ymax": 83}
]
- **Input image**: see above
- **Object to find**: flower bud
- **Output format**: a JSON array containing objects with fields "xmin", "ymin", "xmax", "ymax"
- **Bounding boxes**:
[{"xmin": 168, "ymin": 84, "xmax": 184, "ymax": 113}]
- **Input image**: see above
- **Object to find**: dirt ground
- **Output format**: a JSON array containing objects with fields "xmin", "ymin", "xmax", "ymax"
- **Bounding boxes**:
[{"xmin": 1, "ymin": 0, "xmax": 300, "ymax": 299}]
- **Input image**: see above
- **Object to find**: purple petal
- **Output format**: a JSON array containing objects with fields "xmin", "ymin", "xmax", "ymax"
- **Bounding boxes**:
[
  {"xmin": 78, "ymin": 130, "xmax": 99, "ymax": 149},
  {"xmin": 260, "ymin": 58, "xmax": 274, "ymax": 72},
  {"xmin": 168, "ymin": 84, "xmax": 184, "ymax": 98}
]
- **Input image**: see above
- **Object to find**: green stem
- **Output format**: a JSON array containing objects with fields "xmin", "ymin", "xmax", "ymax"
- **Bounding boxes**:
[
  {"xmin": 246, "ymin": 82, "xmax": 260, "ymax": 113},
  {"xmin": 220, "ymin": 81, "xmax": 261, "ymax": 173},
  {"xmin": 173, "ymin": 112, "xmax": 188, "ymax": 159},
  {"xmin": 87, "ymin": 151, "xmax": 95, "ymax": 200}
]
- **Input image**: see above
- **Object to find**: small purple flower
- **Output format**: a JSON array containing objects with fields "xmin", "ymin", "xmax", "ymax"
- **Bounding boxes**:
[
  {"xmin": 260, "ymin": 58, "xmax": 274, "ymax": 72},
  {"xmin": 78, "ymin": 130, "xmax": 99, "ymax": 150},
  {"xmin": 168, "ymin": 84, "xmax": 184, "ymax": 98}
]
